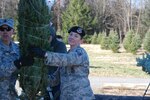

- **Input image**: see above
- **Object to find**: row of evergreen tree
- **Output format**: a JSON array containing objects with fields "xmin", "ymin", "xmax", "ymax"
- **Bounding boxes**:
[{"xmin": 90, "ymin": 30, "xmax": 150, "ymax": 55}]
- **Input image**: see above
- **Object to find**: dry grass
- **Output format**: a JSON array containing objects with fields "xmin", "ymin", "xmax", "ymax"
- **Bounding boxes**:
[{"xmin": 80, "ymin": 44, "xmax": 150, "ymax": 78}]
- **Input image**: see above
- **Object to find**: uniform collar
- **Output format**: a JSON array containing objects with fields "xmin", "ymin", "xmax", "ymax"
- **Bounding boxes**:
[
  {"xmin": 69, "ymin": 45, "xmax": 80, "ymax": 52},
  {"xmin": 0, "ymin": 40, "xmax": 18, "ymax": 54}
]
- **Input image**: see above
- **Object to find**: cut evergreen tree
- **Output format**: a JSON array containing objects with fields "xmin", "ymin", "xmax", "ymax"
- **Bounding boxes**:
[
  {"xmin": 18, "ymin": 0, "xmax": 54, "ymax": 99},
  {"xmin": 136, "ymin": 53, "xmax": 150, "ymax": 74}
]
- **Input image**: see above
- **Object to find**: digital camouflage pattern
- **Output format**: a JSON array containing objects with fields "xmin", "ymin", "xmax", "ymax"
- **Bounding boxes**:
[
  {"xmin": 45, "ymin": 45, "xmax": 95, "ymax": 100},
  {"xmin": 0, "ymin": 40, "xmax": 19, "ymax": 100}
]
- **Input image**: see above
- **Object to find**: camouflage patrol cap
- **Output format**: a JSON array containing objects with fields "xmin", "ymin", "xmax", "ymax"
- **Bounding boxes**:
[
  {"xmin": 0, "ymin": 18, "xmax": 14, "ymax": 28},
  {"xmin": 68, "ymin": 26, "xmax": 85, "ymax": 38}
]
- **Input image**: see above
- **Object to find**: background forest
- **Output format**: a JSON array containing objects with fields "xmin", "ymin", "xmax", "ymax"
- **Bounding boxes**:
[{"xmin": 0, "ymin": 0, "xmax": 150, "ymax": 54}]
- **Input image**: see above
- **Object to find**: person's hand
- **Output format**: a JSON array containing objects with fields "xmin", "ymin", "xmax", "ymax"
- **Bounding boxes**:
[
  {"xmin": 14, "ymin": 55, "xmax": 34, "ymax": 69},
  {"xmin": 28, "ymin": 45, "xmax": 46, "ymax": 58}
]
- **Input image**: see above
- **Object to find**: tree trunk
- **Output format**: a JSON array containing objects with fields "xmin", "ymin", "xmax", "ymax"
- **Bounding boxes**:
[{"xmin": 56, "ymin": 0, "xmax": 61, "ymax": 32}]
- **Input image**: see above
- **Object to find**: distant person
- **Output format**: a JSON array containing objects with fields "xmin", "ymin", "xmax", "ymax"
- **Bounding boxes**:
[
  {"xmin": 44, "ymin": 22, "xmax": 67, "ymax": 100},
  {"xmin": 0, "ymin": 18, "xmax": 33, "ymax": 100},
  {"xmin": 56, "ymin": 35, "xmax": 63, "ymax": 42},
  {"xmin": 29, "ymin": 26, "xmax": 95, "ymax": 100}
]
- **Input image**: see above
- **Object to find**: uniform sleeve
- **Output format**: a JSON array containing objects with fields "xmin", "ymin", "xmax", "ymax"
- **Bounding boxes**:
[{"xmin": 45, "ymin": 48, "xmax": 88, "ymax": 67}]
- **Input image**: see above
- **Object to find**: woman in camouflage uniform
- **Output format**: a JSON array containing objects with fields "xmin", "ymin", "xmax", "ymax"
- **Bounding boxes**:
[
  {"xmin": 30, "ymin": 26, "xmax": 95, "ymax": 100},
  {"xmin": 0, "ymin": 18, "xmax": 34, "ymax": 100},
  {"xmin": 0, "ymin": 18, "xmax": 20, "ymax": 100}
]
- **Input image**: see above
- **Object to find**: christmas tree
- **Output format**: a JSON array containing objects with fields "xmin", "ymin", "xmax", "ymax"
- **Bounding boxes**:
[
  {"xmin": 18, "ymin": 0, "xmax": 54, "ymax": 99},
  {"xmin": 136, "ymin": 53, "xmax": 150, "ymax": 74}
]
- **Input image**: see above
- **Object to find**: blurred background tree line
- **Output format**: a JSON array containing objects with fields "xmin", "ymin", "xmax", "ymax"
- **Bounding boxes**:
[{"xmin": 0, "ymin": 0, "xmax": 150, "ymax": 54}]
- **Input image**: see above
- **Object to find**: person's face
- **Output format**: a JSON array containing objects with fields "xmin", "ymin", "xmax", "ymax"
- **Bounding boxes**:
[
  {"xmin": 68, "ymin": 32, "xmax": 82, "ymax": 47},
  {"xmin": 0, "ymin": 25, "xmax": 14, "ymax": 44}
]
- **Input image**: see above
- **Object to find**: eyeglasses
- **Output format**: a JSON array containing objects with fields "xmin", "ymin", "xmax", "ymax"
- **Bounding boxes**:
[{"xmin": 0, "ymin": 27, "xmax": 12, "ymax": 32}]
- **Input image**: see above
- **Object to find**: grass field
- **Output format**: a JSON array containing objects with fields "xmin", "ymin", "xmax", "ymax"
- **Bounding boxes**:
[{"xmin": 80, "ymin": 44, "xmax": 150, "ymax": 78}]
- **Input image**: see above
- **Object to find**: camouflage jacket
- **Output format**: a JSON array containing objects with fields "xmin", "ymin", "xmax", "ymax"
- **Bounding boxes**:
[
  {"xmin": 45, "ymin": 45, "xmax": 95, "ymax": 100},
  {"xmin": 0, "ymin": 40, "xmax": 19, "ymax": 100}
]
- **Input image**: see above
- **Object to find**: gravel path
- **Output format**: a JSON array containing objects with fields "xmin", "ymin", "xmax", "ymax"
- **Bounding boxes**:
[
  {"xmin": 89, "ymin": 76, "xmax": 150, "ymax": 88},
  {"xmin": 89, "ymin": 76, "xmax": 150, "ymax": 100}
]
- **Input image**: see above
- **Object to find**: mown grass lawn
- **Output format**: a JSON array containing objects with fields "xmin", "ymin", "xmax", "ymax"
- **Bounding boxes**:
[{"xmin": 81, "ymin": 44, "xmax": 150, "ymax": 78}]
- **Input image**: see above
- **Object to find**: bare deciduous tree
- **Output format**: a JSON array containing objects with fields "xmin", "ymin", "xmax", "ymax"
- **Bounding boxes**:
[{"xmin": 0, "ymin": 0, "xmax": 18, "ymax": 18}]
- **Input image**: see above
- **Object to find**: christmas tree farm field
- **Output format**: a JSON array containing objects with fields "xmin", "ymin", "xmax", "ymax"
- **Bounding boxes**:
[
  {"xmin": 81, "ymin": 44, "xmax": 150, "ymax": 98},
  {"xmin": 80, "ymin": 44, "xmax": 150, "ymax": 78}
]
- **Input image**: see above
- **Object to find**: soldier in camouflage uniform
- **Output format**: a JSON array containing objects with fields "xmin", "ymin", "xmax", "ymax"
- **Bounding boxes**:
[
  {"xmin": 0, "ymin": 18, "xmax": 34, "ymax": 100},
  {"xmin": 30, "ymin": 26, "xmax": 95, "ymax": 100}
]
